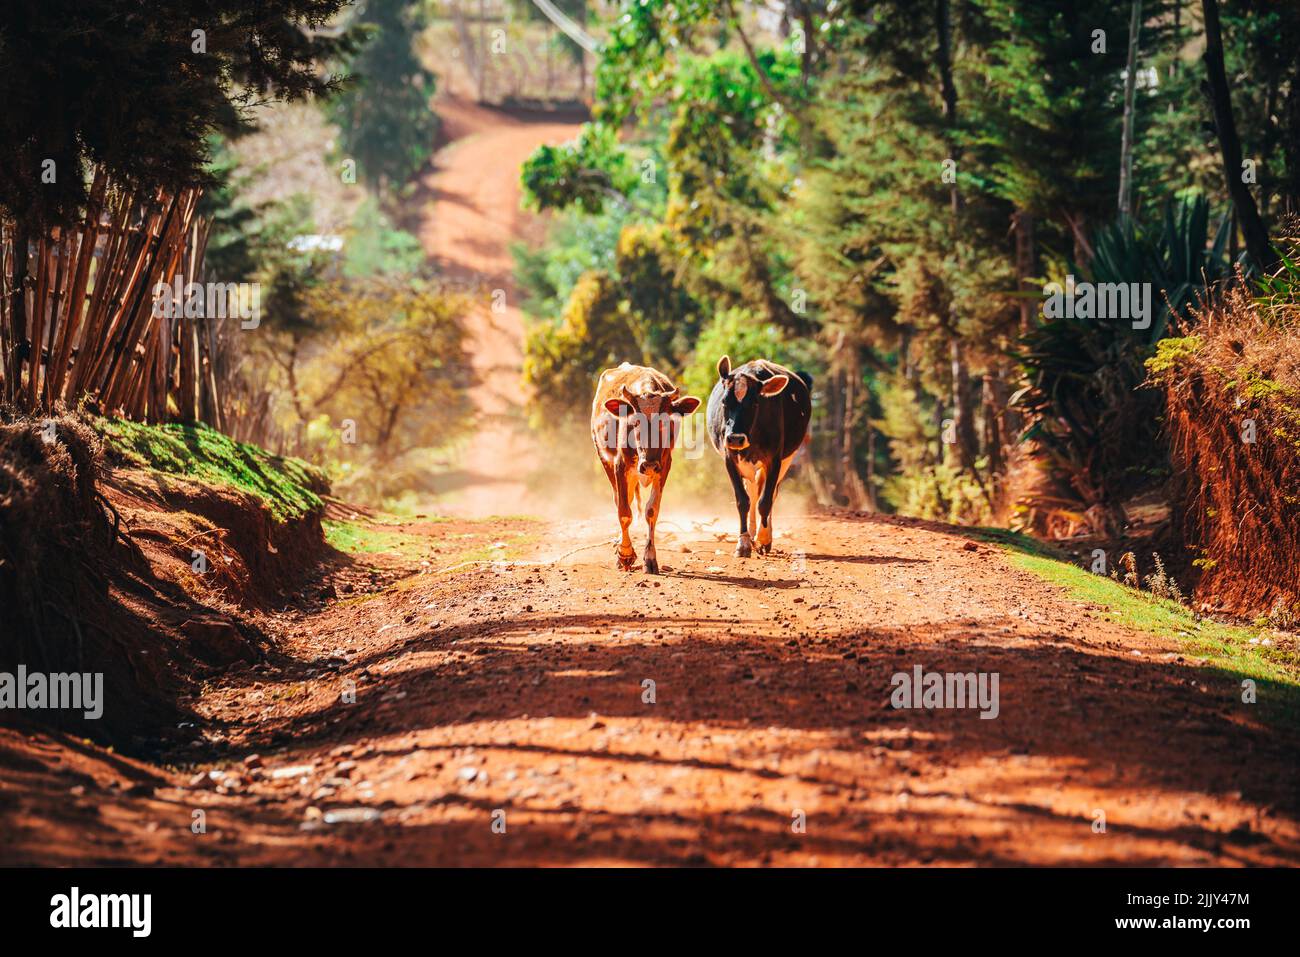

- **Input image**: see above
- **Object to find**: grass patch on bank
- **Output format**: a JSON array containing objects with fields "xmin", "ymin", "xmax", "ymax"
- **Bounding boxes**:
[
  {"xmin": 973, "ymin": 527, "xmax": 1300, "ymax": 728},
  {"xmin": 325, "ymin": 517, "xmax": 540, "ymax": 570},
  {"xmin": 100, "ymin": 419, "xmax": 326, "ymax": 522},
  {"xmin": 324, "ymin": 519, "xmax": 419, "ymax": 556}
]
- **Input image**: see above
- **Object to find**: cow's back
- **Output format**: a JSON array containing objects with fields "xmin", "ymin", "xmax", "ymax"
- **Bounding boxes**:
[
  {"xmin": 592, "ymin": 362, "xmax": 676, "ymax": 417},
  {"xmin": 592, "ymin": 363, "xmax": 678, "ymax": 464}
]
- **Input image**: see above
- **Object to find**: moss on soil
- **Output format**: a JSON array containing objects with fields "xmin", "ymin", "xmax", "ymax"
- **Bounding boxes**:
[{"xmin": 100, "ymin": 419, "xmax": 326, "ymax": 522}]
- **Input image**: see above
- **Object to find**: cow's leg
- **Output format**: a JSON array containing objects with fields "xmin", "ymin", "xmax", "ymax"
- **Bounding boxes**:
[
  {"xmin": 747, "ymin": 466, "xmax": 762, "ymax": 547},
  {"xmin": 726, "ymin": 457, "xmax": 752, "ymax": 558},
  {"xmin": 642, "ymin": 474, "xmax": 663, "ymax": 575},
  {"xmin": 756, "ymin": 456, "xmax": 781, "ymax": 554},
  {"xmin": 612, "ymin": 459, "xmax": 637, "ymax": 570}
]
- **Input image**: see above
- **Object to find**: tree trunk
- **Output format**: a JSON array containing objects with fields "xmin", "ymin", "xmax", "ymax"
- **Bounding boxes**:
[
  {"xmin": 863, "ymin": 424, "xmax": 879, "ymax": 512},
  {"xmin": 949, "ymin": 338, "xmax": 978, "ymax": 471},
  {"xmin": 1118, "ymin": 0, "xmax": 1143, "ymax": 218},
  {"xmin": 826, "ymin": 362, "xmax": 845, "ymax": 504},
  {"xmin": 8, "ymin": 219, "xmax": 31, "ymax": 406},
  {"xmin": 981, "ymin": 372, "xmax": 1006, "ymax": 479},
  {"xmin": 1201, "ymin": 0, "xmax": 1278, "ymax": 270},
  {"xmin": 936, "ymin": 0, "xmax": 960, "ymax": 218},
  {"xmin": 839, "ymin": 347, "xmax": 873, "ymax": 511},
  {"xmin": 1283, "ymin": 59, "xmax": 1300, "ymax": 216},
  {"xmin": 1012, "ymin": 209, "xmax": 1037, "ymax": 334}
]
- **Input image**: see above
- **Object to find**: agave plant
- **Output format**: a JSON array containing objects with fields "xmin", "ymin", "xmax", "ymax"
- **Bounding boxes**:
[
  {"xmin": 1088, "ymin": 195, "xmax": 1234, "ymax": 341},
  {"xmin": 1010, "ymin": 196, "xmax": 1233, "ymax": 535}
]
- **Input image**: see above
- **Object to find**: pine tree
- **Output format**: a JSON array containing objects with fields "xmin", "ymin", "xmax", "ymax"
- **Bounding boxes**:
[{"xmin": 331, "ymin": 0, "xmax": 439, "ymax": 196}]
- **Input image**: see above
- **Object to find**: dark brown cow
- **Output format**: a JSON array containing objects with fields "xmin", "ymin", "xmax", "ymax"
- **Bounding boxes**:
[
  {"xmin": 706, "ymin": 356, "xmax": 813, "ymax": 557},
  {"xmin": 591, "ymin": 362, "xmax": 701, "ymax": 574}
]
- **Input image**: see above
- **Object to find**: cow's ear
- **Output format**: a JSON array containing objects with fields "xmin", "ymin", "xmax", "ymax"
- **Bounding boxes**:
[
  {"xmin": 672, "ymin": 395, "xmax": 701, "ymax": 416},
  {"xmin": 717, "ymin": 355, "xmax": 731, "ymax": 379},
  {"xmin": 760, "ymin": 374, "xmax": 789, "ymax": 396},
  {"xmin": 604, "ymin": 398, "xmax": 630, "ymax": 416}
]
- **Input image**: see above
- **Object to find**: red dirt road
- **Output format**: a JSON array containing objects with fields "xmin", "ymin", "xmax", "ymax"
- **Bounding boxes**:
[
  {"xmin": 418, "ymin": 96, "xmax": 581, "ymax": 516},
  {"xmin": 3, "ymin": 95, "xmax": 1295, "ymax": 870},
  {"xmin": 4, "ymin": 510, "xmax": 1297, "ymax": 866}
]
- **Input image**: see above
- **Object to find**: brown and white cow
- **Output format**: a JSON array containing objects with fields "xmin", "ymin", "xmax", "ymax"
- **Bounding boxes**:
[{"xmin": 591, "ymin": 362, "xmax": 701, "ymax": 574}]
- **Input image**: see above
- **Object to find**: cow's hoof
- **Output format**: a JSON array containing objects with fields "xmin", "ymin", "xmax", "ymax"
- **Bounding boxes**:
[
  {"xmin": 756, "ymin": 543, "xmax": 772, "ymax": 556},
  {"xmin": 644, "ymin": 556, "xmax": 660, "ymax": 575},
  {"xmin": 616, "ymin": 551, "xmax": 637, "ymax": 571},
  {"xmin": 735, "ymin": 541, "xmax": 752, "ymax": 558}
]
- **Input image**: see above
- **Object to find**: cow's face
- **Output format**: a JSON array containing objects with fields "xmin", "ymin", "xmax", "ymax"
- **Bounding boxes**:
[
  {"xmin": 605, "ymin": 386, "xmax": 701, "ymax": 475},
  {"xmin": 715, "ymin": 355, "xmax": 789, "ymax": 451}
]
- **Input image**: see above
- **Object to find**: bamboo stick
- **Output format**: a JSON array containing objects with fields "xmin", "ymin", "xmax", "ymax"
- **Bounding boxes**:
[
  {"xmin": 25, "ymin": 236, "xmax": 52, "ymax": 410},
  {"xmin": 49, "ymin": 168, "xmax": 108, "ymax": 404}
]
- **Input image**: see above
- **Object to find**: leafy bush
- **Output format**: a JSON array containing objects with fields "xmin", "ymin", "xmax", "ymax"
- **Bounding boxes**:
[
  {"xmin": 521, "ymin": 123, "xmax": 639, "ymax": 215},
  {"xmin": 680, "ymin": 308, "xmax": 821, "ymax": 406},
  {"xmin": 522, "ymin": 271, "xmax": 642, "ymax": 426},
  {"xmin": 343, "ymin": 196, "xmax": 426, "ymax": 277}
]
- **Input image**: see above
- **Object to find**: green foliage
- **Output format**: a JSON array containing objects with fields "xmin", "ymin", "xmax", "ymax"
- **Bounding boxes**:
[
  {"xmin": 1212, "ymin": 1, "xmax": 1300, "ymax": 218},
  {"xmin": 100, "ymin": 420, "xmax": 326, "ymax": 522},
  {"xmin": 1145, "ymin": 335, "xmax": 1204, "ymax": 378},
  {"xmin": 522, "ymin": 123, "xmax": 639, "ymax": 214},
  {"xmin": 331, "ymin": 0, "xmax": 438, "ymax": 194},
  {"xmin": 1089, "ymin": 196, "xmax": 1234, "ymax": 341},
  {"xmin": 512, "ymin": 210, "xmax": 625, "ymax": 320},
  {"xmin": 1253, "ymin": 242, "xmax": 1300, "ymax": 321},
  {"xmin": 883, "ymin": 461, "xmax": 993, "ymax": 525},
  {"xmin": 874, "ymin": 374, "xmax": 939, "ymax": 477},
  {"xmin": 592, "ymin": 0, "xmax": 736, "ymax": 126},
  {"xmin": 253, "ymin": 195, "xmax": 338, "ymax": 337},
  {"xmin": 680, "ymin": 308, "xmax": 819, "ymax": 405},
  {"xmin": 343, "ymin": 196, "xmax": 426, "ymax": 277},
  {"xmin": 523, "ymin": 271, "xmax": 642, "ymax": 425},
  {"xmin": 872, "ymin": 374, "xmax": 989, "ymax": 523},
  {"xmin": 969, "ymin": 0, "xmax": 1131, "ymax": 227},
  {"xmin": 613, "ymin": 224, "xmax": 704, "ymax": 365},
  {"xmin": 0, "ymin": 0, "xmax": 355, "ymax": 231},
  {"xmin": 198, "ymin": 139, "xmax": 264, "ymax": 284}
]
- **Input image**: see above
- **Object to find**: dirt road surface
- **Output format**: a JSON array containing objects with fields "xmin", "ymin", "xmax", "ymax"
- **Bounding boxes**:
[
  {"xmin": 4, "ymin": 510, "xmax": 1297, "ymax": 866},
  {"xmin": 4, "ymin": 94, "xmax": 1296, "ymax": 870},
  {"xmin": 418, "ymin": 96, "xmax": 582, "ymax": 516}
]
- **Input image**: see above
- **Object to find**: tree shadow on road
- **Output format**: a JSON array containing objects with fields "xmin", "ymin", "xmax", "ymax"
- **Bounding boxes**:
[{"xmin": 181, "ymin": 603, "xmax": 1300, "ymax": 865}]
